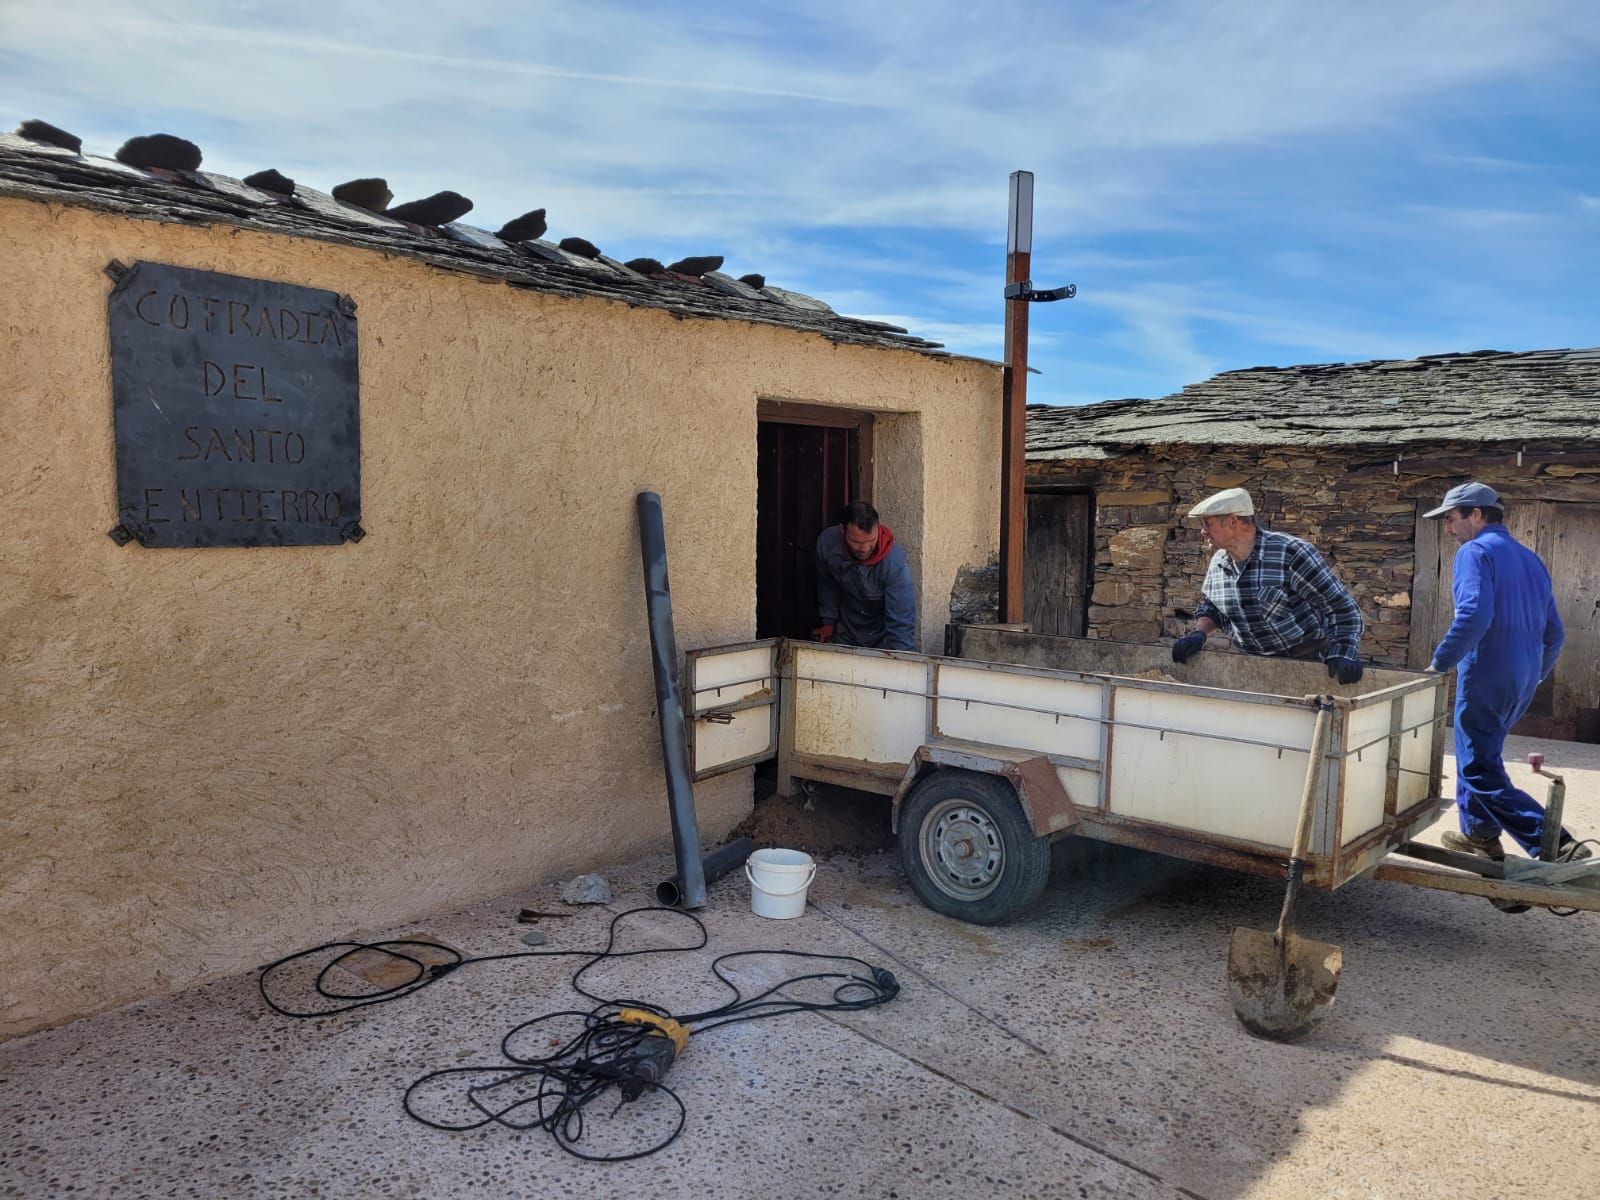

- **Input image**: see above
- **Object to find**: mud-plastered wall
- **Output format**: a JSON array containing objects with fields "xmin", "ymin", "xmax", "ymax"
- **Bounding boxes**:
[{"xmin": 0, "ymin": 199, "xmax": 1000, "ymax": 1036}]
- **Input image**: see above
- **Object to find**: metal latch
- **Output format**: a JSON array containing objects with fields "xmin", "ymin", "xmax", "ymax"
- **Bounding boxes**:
[{"xmin": 1004, "ymin": 280, "xmax": 1077, "ymax": 302}]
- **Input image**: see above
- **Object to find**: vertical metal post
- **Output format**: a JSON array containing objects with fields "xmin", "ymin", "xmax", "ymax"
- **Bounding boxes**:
[
  {"xmin": 1096, "ymin": 681, "xmax": 1114, "ymax": 813},
  {"xmin": 1428, "ymin": 680, "xmax": 1448, "ymax": 800},
  {"xmin": 1538, "ymin": 770, "xmax": 1566, "ymax": 862},
  {"xmin": 774, "ymin": 640, "xmax": 799, "ymax": 799},
  {"xmin": 999, "ymin": 170, "xmax": 1033, "ymax": 625},
  {"xmin": 1383, "ymin": 696, "xmax": 1405, "ymax": 821},
  {"xmin": 1325, "ymin": 705, "xmax": 1348, "ymax": 885},
  {"xmin": 636, "ymin": 491, "xmax": 707, "ymax": 909}
]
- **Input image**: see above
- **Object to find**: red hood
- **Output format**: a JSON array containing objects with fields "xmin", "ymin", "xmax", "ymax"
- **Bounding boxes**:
[{"xmin": 847, "ymin": 523, "xmax": 895, "ymax": 567}]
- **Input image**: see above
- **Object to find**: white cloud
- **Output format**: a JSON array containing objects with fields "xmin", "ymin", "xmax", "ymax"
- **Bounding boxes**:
[
  {"xmin": 1404, "ymin": 204, "xmax": 1551, "ymax": 232},
  {"xmin": 5, "ymin": 0, "xmax": 1594, "ymax": 240},
  {"xmin": 1086, "ymin": 282, "xmax": 1423, "ymax": 376},
  {"xmin": 847, "ymin": 313, "xmax": 1009, "ymax": 358},
  {"xmin": 2, "ymin": 0, "xmax": 1595, "ymax": 397},
  {"xmin": 1265, "ymin": 250, "xmax": 1325, "ymax": 280}
]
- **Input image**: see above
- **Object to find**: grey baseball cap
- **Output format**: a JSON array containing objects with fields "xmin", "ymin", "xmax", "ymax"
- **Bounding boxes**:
[{"xmin": 1424, "ymin": 481, "xmax": 1502, "ymax": 519}]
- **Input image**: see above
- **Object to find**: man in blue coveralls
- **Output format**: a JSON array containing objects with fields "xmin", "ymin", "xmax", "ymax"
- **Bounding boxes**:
[
  {"xmin": 812, "ymin": 500, "xmax": 917, "ymax": 651},
  {"xmin": 1425, "ymin": 481, "xmax": 1591, "ymax": 862}
]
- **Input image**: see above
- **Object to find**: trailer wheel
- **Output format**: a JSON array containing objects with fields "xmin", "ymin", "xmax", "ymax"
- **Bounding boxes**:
[{"xmin": 898, "ymin": 769, "xmax": 1050, "ymax": 925}]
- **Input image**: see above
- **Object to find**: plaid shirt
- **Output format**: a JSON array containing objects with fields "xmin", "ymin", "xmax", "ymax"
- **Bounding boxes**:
[{"xmin": 1195, "ymin": 529, "xmax": 1364, "ymax": 661}]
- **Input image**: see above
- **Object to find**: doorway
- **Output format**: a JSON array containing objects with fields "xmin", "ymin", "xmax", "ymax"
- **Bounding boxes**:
[
  {"xmin": 756, "ymin": 401, "xmax": 873, "ymax": 640},
  {"xmin": 1024, "ymin": 490, "xmax": 1094, "ymax": 636}
]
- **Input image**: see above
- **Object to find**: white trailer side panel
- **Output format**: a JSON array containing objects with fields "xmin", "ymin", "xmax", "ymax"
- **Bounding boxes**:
[
  {"xmin": 1399, "ymin": 688, "xmax": 1437, "ymax": 811},
  {"xmin": 791, "ymin": 646, "xmax": 928, "ymax": 766},
  {"xmin": 1107, "ymin": 688, "xmax": 1321, "ymax": 850},
  {"xmin": 687, "ymin": 642, "xmax": 778, "ymax": 779},
  {"xmin": 933, "ymin": 666, "xmax": 1102, "ymax": 763},
  {"xmin": 1340, "ymin": 701, "xmax": 1393, "ymax": 842}
]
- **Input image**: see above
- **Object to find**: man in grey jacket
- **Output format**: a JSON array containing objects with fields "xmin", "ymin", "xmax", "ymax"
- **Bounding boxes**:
[{"xmin": 813, "ymin": 500, "xmax": 917, "ymax": 651}]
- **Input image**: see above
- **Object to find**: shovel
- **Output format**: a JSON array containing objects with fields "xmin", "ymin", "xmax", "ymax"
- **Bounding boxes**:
[{"xmin": 1227, "ymin": 695, "xmax": 1343, "ymax": 1042}]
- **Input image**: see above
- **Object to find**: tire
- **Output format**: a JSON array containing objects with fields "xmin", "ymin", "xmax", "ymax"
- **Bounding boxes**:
[{"xmin": 897, "ymin": 769, "xmax": 1051, "ymax": 925}]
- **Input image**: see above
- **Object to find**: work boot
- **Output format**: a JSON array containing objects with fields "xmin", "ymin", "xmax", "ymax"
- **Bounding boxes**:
[
  {"xmin": 1441, "ymin": 830, "xmax": 1506, "ymax": 861},
  {"xmin": 1558, "ymin": 837, "xmax": 1594, "ymax": 863}
]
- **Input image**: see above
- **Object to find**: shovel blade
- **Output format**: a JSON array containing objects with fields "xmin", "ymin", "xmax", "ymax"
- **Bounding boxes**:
[{"xmin": 1226, "ymin": 926, "xmax": 1343, "ymax": 1042}]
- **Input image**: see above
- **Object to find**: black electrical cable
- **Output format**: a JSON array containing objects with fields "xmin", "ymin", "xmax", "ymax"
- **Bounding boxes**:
[
  {"xmin": 258, "ymin": 938, "xmax": 469, "ymax": 1017},
  {"xmin": 403, "ymin": 1011, "xmax": 694, "ymax": 1162},
  {"xmin": 258, "ymin": 902, "xmax": 708, "ymax": 1018},
  {"xmin": 260, "ymin": 906, "xmax": 901, "ymax": 1161},
  {"xmin": 1559, "ymin": 837, "xmax": 1599, "ymax": 862}
]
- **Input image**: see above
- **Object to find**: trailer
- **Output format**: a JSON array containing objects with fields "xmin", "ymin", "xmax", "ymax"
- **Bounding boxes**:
[{"xmin": 685, "ymin": 626, "xmax": 1600, "ymax": 927}]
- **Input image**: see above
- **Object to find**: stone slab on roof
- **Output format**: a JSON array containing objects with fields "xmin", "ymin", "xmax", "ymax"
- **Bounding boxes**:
[
  {"xmin": 1028, "ymin": 349, "xmax": 1600, "ymax": 459},
  {"xmin": 0, "ymin": 133, "xmax": 956, "ymax": 359}
]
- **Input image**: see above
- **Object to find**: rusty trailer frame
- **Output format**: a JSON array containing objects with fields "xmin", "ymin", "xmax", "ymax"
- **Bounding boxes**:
[{"xmin": 682, "ymin": 630, "xmax": 1600, "ymax": 915}]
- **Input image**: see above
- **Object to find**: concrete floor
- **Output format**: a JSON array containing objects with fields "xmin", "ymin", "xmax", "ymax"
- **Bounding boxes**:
[{"xmin": 3, "ymin": 735, "xmax": 1598, "ymax": 1199}]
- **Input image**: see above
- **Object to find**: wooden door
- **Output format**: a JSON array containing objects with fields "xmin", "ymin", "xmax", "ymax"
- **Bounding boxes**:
[
  {"xmin": 756, "ymin": 416, "xmax": 867, "ymax": 640},
  {"xmin": 1540, "ymin": 504, "xmax": 1600, "ymax": 732},
  {"xmin": 1023, "ymin": 491, "xmax": 1093, "ymax": 637},
  {"xmin": 1412, "ymin": 501, "xmax": 1600, "ymax": 737}
]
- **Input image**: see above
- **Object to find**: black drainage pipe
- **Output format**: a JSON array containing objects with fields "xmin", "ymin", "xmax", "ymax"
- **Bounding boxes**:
[
  {"xmin": 636, "ymin": 491, "xmax": 707, "ymax": 910},
  {"xmin": 657, "ymin": 836, "xmax": 756, "ymax": 907}
]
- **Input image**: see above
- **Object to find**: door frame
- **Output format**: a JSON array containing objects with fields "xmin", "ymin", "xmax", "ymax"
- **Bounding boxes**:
[{"xmin": 756, "ymin": 399, "xmax": 874, "ymax": 501}]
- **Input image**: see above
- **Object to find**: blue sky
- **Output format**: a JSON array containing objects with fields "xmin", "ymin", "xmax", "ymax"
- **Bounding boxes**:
[{"xmin": 3, "ymin": 0, "xmax": 1596, "ymax": 404}]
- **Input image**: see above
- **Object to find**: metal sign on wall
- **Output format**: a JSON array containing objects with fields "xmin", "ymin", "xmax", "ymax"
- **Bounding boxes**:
[{"xmin": 106, "ymin": 261, "xmax": 362, "ymax": 548}]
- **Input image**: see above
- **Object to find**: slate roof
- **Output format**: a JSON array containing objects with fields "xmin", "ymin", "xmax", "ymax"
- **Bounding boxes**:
[
  {"xmin": 0, "ymin": 128, "xmax": 955, "ymax": 358},
  {"xmin": 1028, "ymin": 348, "xmax": 1600, "ymax": 460}
]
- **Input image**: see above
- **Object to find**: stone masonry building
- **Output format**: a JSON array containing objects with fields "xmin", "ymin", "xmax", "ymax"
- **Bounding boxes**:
[{"xmin": 1025, "ymin": 349, "xmax": 1600, "ymax": 739}]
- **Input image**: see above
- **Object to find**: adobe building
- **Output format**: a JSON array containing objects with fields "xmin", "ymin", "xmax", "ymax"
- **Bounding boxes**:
[{"xmin": 0, "ymin": 126, "xmax": 1003, "ymax": 1036}]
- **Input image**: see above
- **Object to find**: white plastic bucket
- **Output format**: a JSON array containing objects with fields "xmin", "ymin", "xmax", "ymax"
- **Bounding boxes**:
[{"xmin": 744, "ymin": 848, "xmax": 817, "ymax": 919}]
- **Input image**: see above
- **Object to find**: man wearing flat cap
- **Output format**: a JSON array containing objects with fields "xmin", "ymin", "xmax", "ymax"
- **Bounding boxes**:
[
  {"xmin": 1423, "ymin": 482, "xmax": 1589, "ymax": 862},
  {"xmin": 1171, "ymin": 487, "xmax": 1366, "ymax": 684}
]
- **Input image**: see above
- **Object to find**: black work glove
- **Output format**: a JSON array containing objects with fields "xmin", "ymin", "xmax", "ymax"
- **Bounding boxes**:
[
  {"xmin": 1171, "ymin": 631, "xmax": 1207, "ymax": 664},
  {"xmin": 1327, "ymin": 656, "xmax": 1363, "ymax": 685}
]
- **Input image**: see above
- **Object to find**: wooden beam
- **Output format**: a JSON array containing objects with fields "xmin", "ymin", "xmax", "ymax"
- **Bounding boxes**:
[
  {"xmin": 1396, "ymin": 476, "xmax": 1600, "ymax": 501},
  {"xmin": 1349, "ymin": 450, "xmax": 1600, "ymax": 477},
  {"xmin": 1026, "ymin": 470, "xmax": 1102, "ymax": 491},
  {"xmin": 756, "ymin": 398, "xmax": 871, "ymax": 429},
  {"xmin": 1408, "ymin": 503, "xmax": 1439, "ymax": 669},
  {"xmin": 1000, "ymin": 263, "xmax": 1030, "ymax": 623}
]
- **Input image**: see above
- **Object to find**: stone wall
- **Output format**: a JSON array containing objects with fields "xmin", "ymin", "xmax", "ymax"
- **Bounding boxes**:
[
  {"xmin": 948, "ymin": 553, "xmax": 1001, "ymax": 626},
  {"xmin": 1029, "ymin": 442, "xmax": 1600, "ymax": 667}
]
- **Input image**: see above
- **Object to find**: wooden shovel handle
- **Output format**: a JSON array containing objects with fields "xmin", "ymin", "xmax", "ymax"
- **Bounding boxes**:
[
  {"xmin": 1289, "ymin": 698, "xmax": 1336, "ymax": 862},
  {"xmin": 1276, "ymin": 697, "xmax": 1336, "ymax": 941}
]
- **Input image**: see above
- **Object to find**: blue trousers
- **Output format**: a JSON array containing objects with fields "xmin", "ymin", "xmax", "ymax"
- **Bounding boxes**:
[{"xmin": 1454, "ymin": 697, "xmax": 1554, "ymax": 854}]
